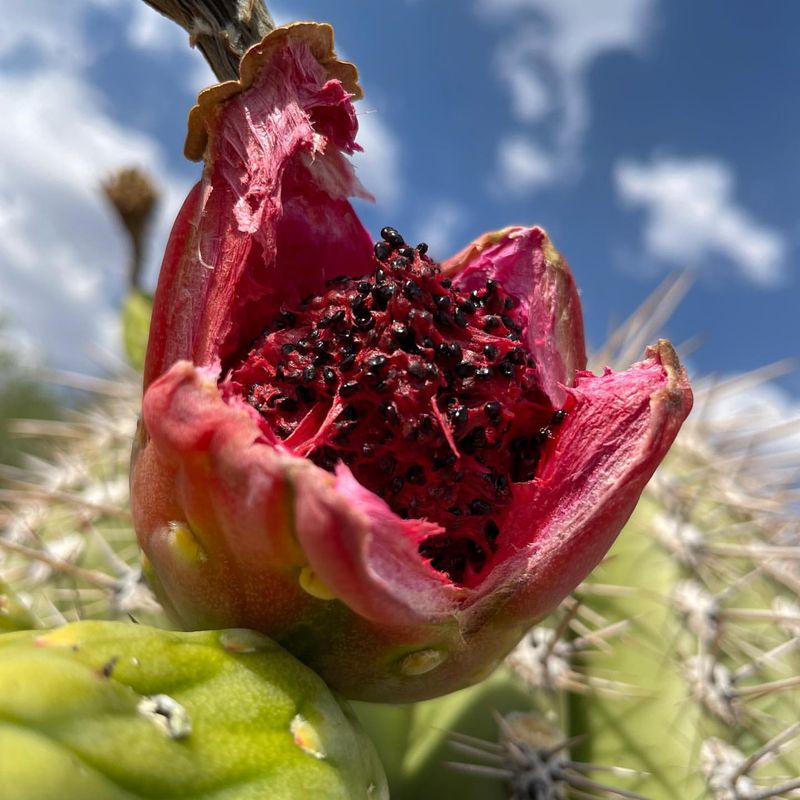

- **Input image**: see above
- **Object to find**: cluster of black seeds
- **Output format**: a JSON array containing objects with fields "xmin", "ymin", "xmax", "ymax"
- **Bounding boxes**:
[{"xmin": 226, "ymin": 227, "xmax": 565, "ymax": 585}]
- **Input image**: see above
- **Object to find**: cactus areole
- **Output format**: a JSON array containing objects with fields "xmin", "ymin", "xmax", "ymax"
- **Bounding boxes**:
[{"xmin": 132, "ymin": 23, "xmax": 693, "ymax": 702}]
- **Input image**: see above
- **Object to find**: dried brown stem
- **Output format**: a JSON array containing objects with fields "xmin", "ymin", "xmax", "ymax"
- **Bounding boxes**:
[{"xmin": 140, "ymin": 0, "xmax": 276, "ymax": 81}]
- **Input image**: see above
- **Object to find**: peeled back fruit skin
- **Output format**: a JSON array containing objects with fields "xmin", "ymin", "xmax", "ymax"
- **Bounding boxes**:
[
  {"xmin": 132, "ymin": 22, "xmax": 692, "ymax": 702},
  {"xmin": 0, "ymin": 621, "xmax": 387, "ymax": 800}
]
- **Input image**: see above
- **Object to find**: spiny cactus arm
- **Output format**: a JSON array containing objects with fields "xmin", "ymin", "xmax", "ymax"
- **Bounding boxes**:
[{"xmin": 141, "ymin": 0, "xmax": 275, "ymax": 81}]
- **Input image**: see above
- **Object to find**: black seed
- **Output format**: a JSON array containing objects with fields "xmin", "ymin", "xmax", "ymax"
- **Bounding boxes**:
[
  {"xmin": 485, "ymin": 279, "xmax": 498, "ymax": 293},
  {"xmin": 296, "ymin": 338, "xmax": 309, "ymax": 351},
  {"xmin": 484, "ymin": 401, "xmax": 501, "ymax": 422},
  {"xmin": 323, "ymin": 367, "xmax": 337, "ymax": 383},
  {"xmin": 493, "ymin": 474, "xmax": 509, "ymax": 494},
  {"xmin": 303, "ymin": 365, "xmax": 317, "ymax": 382},
  {"xmin": 455, "ymin": 361, "xmax": 474, "ymax": 378},
  {"xmin": 381, "ymin": 226, "xmax": 405, "ymax": 247},
  {"xmin": 505, "ymin": 348, "xmax": 526, "ymax": 364},
  {"xmin": 357, "ymin": 280, "xmax": 372, "ymax": 294},
  {"xmin": 390, "ymin": 475, "xmax": 405, "ymax": 493},
  {"xmin": 313, "ymin": 353, "xmax": 332, "ymax": 366},
  {"xmin": 367, "ymin": 354, "xmax": 387, "ymax": 369},
  {"xmin": 375, "ymin": 268, "xmax": 387, "ymax": 284},
  {"xmin": 469, "ymin": 498, "xmax": 491, "ymax": 515},
  {"xmin": 399, "ymin": 246, "xmax": 415, "ymax": 259},
  {"xmin": 391, "ymin": 322, "xmax": 416, "ymax": 350},
  {"xmin": 281, "ymin": 343, "xmax": 296, "ymax": 356},
  {"xmin": 475, "ymin": 366, "xmax": 492, "ymax": 380},
  {"xmin": 451, "ymin": 405, "xmax": 469, "ymax": 427},
  {"xmin": 459, "ymin": 300, "xmax": 476, "ymax": 315},
  {"xmin": 391, "ymin": 257, "xmax": 409, "ymax": 270},
  {"xmin": 408, "ymin": 360, "xmax": 427, "ymax": 379},
  {"xmin": 483, "ymin": 344, "xmax": 498, "ymax": 360},
  {"xmin": 504, "ymin": 296, "xmax": 515, "ymax": 310},
  {"xmin": 340, "ymin": 380, "xmax": 359, "ymax": 397},
  {"xmin": 341, "ymin": 405, "xmax": 359, "ymax": 422},
  {"xmin": 447, "ymin": 506, "xmax": 462, "ymax": 516},
  {"xmin": 454, "ymin": 310, "xmax": 468, "ymax": 328},
  {"xmin": 353, "ymin": 313, "xmax": 375, "ymax": 330},
  {"xmin": 421, "ymin": 336, "xmax": 435, "ymax": 349},
  {"xmin": 350, "ymin": 294, "xmax": 365, "ymax": 311},
  {"xmin": 374, "ymin": 381, "xmax": 391, "ymax": 393},
  {"xmin": 498, "ymin": 361, "xmax": 515, "ymax": 378},
  {"xmin": 449, "ymin": 342, "xmax": 463, "ymax": 361},
  {"xmin": 374, "ymin": 241, "xmax": 391, "ymax": 260},
  {"xmin": 466, "ymin": 539, "xmax": 486, "ymax": 567},
  {"xmin": 380, "ymin": 401, "xmax": 399, "ymax": 423},
  {"xmin": 501, "ymin": 315, "xmax": 516, "ymax": 329},
  {"xmin": 483, "ymin": 315, "xmax": 500, "ymax": 331},
  {"xmin": 436, "ymin": 342, "xmax": 450, "ymax": 360},
  {"xmin": 439, "ymin": 277, "xmax": 452, "ymax": 288},
  {"xmin": 417, "ymin": 242, "xmax": 429, "ymax": 254},
  {"xmin": 340, "ymin": 354, "xmax": 356, "ymax": 371},
  {"xmin": 309, "ymin": 329, "xmax": 321, "ymax": 340},
  {"xmin": 434, "ymin": 294, "xmax": 451, "ymax": 310},
  {"xmin": 551, "ymin": 409, "xmax": 567, "ymax": 425},
  {"xmin": 406, "ymin": 464, "xmax": 426, "ymax": 485},
  {"xmin": 402, "ymin": 279, "xmax": 422, "ymax": 300},
  {"xmin": 485, "ymin": 520, "xmax": 500, "ymax": 542}
]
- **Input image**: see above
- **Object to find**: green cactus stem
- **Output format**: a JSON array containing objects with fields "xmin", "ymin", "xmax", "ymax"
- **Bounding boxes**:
[{"xmin": 0, "ymin": 621, "xmax": 387, "ymax": 800}]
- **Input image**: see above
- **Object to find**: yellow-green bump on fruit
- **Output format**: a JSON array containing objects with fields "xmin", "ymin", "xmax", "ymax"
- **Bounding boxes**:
[{"xmin": 0, "ymin": 621, "xmax": 388, "ymax": 800}]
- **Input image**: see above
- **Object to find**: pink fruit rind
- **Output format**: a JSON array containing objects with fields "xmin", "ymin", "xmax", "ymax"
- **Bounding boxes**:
[{"xmin": 132, "ymin": 22, "xmax": 692, "ymax": 701}]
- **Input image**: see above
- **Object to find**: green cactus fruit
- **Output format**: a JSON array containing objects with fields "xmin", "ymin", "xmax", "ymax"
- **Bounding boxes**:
[{"xmin": 0, "ymin": 621, "xmax": 387, "ymax": 800}]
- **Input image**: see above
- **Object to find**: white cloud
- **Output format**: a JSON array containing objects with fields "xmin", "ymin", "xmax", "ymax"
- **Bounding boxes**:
[
  {"xmin": 495, "ymin": 136, "xmax": 556, "ymax": 196},
  {"xmin": 476, "ymin": 0, "xmax": 656, "ymax": 195},
  {"xmin": 0, "ymin": 67, "xmax": 190, "ymax": 373},
  {"xmin": 413, "ymin": 200, "xmax": 466, "ymax": 258},
  {"xmin": 0, "ymin": 0, "xmax": 191, "ymax": 374},
  {"xmin": 126, "ymin": 2, "xmax": 188, "ymax": 52},
  {"xmin": 615, "ymin": 155, "xmax": 786, "ymax": 286},
  {"xmin": 352, "ymin": 110, "xmax": 403, "ymax": 209}
]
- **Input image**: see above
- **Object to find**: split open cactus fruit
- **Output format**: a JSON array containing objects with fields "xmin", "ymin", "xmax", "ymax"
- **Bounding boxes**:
[{"xmin": 0, "ymin": 621, "xmax": 387, "ymax": 800}]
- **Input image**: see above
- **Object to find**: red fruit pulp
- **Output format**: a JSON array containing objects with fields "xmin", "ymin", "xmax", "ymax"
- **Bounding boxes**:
[{"xmin": 224, "ymin": 228, "xmax": 564, "ymax": 586}]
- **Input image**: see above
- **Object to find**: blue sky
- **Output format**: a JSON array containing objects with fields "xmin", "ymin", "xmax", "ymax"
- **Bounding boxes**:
[{"xmin": 1, "ymin": 0, "xmax": 798, "ymax": 408}]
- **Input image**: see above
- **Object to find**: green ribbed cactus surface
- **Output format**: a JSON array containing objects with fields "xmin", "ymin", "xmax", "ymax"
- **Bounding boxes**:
[{"xmin": 0, "ymin": 621, "xmax": 387, "ymax": 800}]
